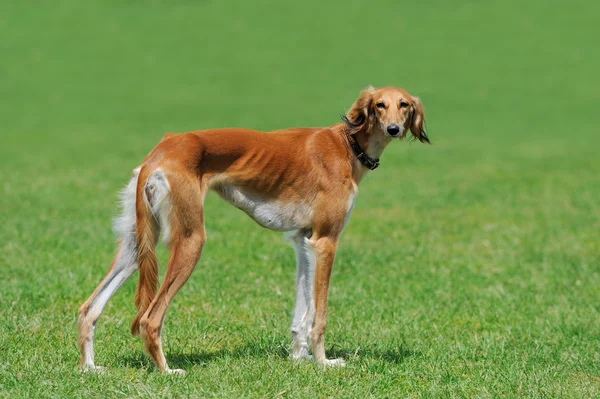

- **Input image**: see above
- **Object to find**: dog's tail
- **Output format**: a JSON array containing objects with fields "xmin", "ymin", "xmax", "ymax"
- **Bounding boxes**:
[{"xmin": 129, "ymin": 167, "xmax": 171, "ymax": 336}]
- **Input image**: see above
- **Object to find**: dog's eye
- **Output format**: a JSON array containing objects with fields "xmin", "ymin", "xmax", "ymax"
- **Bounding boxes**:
[
  {"xmin": 376, "ymin": 102, "xmax": 386, "ymax": 109},
  {"xmin": 400, "ymin": 101, "xmax": 409, "ymax": 108}
]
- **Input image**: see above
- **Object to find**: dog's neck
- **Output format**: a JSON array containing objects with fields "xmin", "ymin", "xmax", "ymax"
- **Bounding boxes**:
[{"xmin": 349, "ymin": 129, "xmax": 393, "ymax": 183}]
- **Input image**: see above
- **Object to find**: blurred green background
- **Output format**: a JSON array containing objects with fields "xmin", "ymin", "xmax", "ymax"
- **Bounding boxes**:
[{"xmin": 1, "ymin": 1, "xmax": 598, "ymax": 397}]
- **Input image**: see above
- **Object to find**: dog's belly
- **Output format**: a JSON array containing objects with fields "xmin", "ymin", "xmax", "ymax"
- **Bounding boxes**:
[{"xmin": 213, "ymin": 184, "xmax": 313, "ymax": 232}]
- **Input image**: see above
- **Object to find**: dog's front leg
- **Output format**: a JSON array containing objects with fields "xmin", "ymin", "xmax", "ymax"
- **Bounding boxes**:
[
  {"xmin": 290, "ymin": 230, "xmax": 315, "ymax": 361},
  {"xmin": 310, "ymin": 235, "xmax": 345, "ymax": 367}
]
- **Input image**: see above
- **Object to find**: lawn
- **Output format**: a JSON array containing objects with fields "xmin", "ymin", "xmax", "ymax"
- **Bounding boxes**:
[{"xmin": 1, "ymin": 0, "xmax": 599, "ymax": 397}]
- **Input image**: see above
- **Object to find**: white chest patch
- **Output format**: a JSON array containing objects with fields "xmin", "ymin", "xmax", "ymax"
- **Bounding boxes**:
[{"xmin": 214, "ymin": 183, "xmax": 313, "ymax": 232}]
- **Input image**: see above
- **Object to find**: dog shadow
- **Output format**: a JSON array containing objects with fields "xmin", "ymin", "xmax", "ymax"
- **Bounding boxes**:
[{"xmin": 121, "ymin": 341, "xmax": 416, "ymax": 371}]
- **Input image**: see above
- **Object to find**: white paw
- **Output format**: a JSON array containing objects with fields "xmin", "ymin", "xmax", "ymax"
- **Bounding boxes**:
[
  {"xmin": 164, "ymin": 368, "xmax": 187, "ymax": 375},
  {"xmin": 324, "ymin": 358, "xmax": 346, "ymax": 367},
  {"xmin": 82, "ymin": 365, "xmax": 106, "ymax": 373},
  {"xmin": 290, "ymin": 348, "xmax": 313, "ymax": 361}
]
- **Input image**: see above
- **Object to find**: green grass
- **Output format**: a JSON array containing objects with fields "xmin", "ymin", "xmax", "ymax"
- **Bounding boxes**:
[{"xmin": 1, "ymin": 0, "xmax": 599, "ymax": 397}]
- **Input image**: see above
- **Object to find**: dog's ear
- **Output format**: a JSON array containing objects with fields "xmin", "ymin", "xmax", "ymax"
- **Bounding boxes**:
[
  {"xmin": 409, "ymin": 96, "xmax": 430, "ymax": 144},
  {"xmin": 342, "ymin": 86, "xmax": 376, "ymax": 135}
]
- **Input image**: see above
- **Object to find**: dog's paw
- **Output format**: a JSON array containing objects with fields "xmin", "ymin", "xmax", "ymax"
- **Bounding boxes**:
[
  {"xmin": 164, "ymin": 368, "xmax": 187, "ymax": 376},
  {"xmin": 323, "ymin": 358, "xmax": 346, "ymax": 368},
  {"xmin": 290, "ymin": 347, "xmax": 313, "ymax": 362},
  {"xmin": 82, "ymin": 365, "xmax": 106, "ymax": 373}
]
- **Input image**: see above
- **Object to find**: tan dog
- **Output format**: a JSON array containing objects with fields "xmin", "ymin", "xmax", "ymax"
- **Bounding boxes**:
[{"xmin": 78, "ymin": 86, "xmax": 430, "ymax": 374}]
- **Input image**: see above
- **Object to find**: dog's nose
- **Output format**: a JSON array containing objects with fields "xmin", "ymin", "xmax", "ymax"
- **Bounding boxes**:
[{"xmin": 387, "ymin": 124, "xmax": 400, "ymax": 136}]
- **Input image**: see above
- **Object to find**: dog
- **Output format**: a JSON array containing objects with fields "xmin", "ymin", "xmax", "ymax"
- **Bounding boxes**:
[{"xmin": 77, "ymin": 86, "xmax": 429, "ymax": 374}]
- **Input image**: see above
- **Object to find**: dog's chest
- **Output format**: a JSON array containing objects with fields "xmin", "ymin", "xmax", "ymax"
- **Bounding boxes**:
[{"xmin": 213, "ymin": 184, "xmax": 313, "ymax": 231}]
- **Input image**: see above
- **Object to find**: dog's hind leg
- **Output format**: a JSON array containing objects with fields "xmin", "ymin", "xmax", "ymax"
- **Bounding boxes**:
[
  {"xmin": 78, "ymin": 169, "xmax": 140, "ymax": 372},
  {"xmin": 289, "ymin": 229, "xmax": 315, "ymax": 361},
  {"xmin": 78, "ymin": 240, "xmax": 138, "ymax": 371},
  {"xmin": 138, "ymin": 172, "xmax": 206, "ymax": 374}
]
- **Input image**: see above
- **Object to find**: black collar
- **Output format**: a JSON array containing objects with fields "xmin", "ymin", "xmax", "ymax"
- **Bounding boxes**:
[{"xmin": 345, "ymin": 132, "xmax": 380, "ymax": 170}]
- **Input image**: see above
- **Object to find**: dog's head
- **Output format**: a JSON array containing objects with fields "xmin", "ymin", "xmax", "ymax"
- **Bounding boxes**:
[{"xmin": 343, "ymin": 86, "xmax": 430, "ymax": 144}]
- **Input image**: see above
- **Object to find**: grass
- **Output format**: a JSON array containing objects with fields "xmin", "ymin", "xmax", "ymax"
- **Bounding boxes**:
[{"xmin": 1, "ymin": 0, "xmax": 599, "ymax": 397}]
